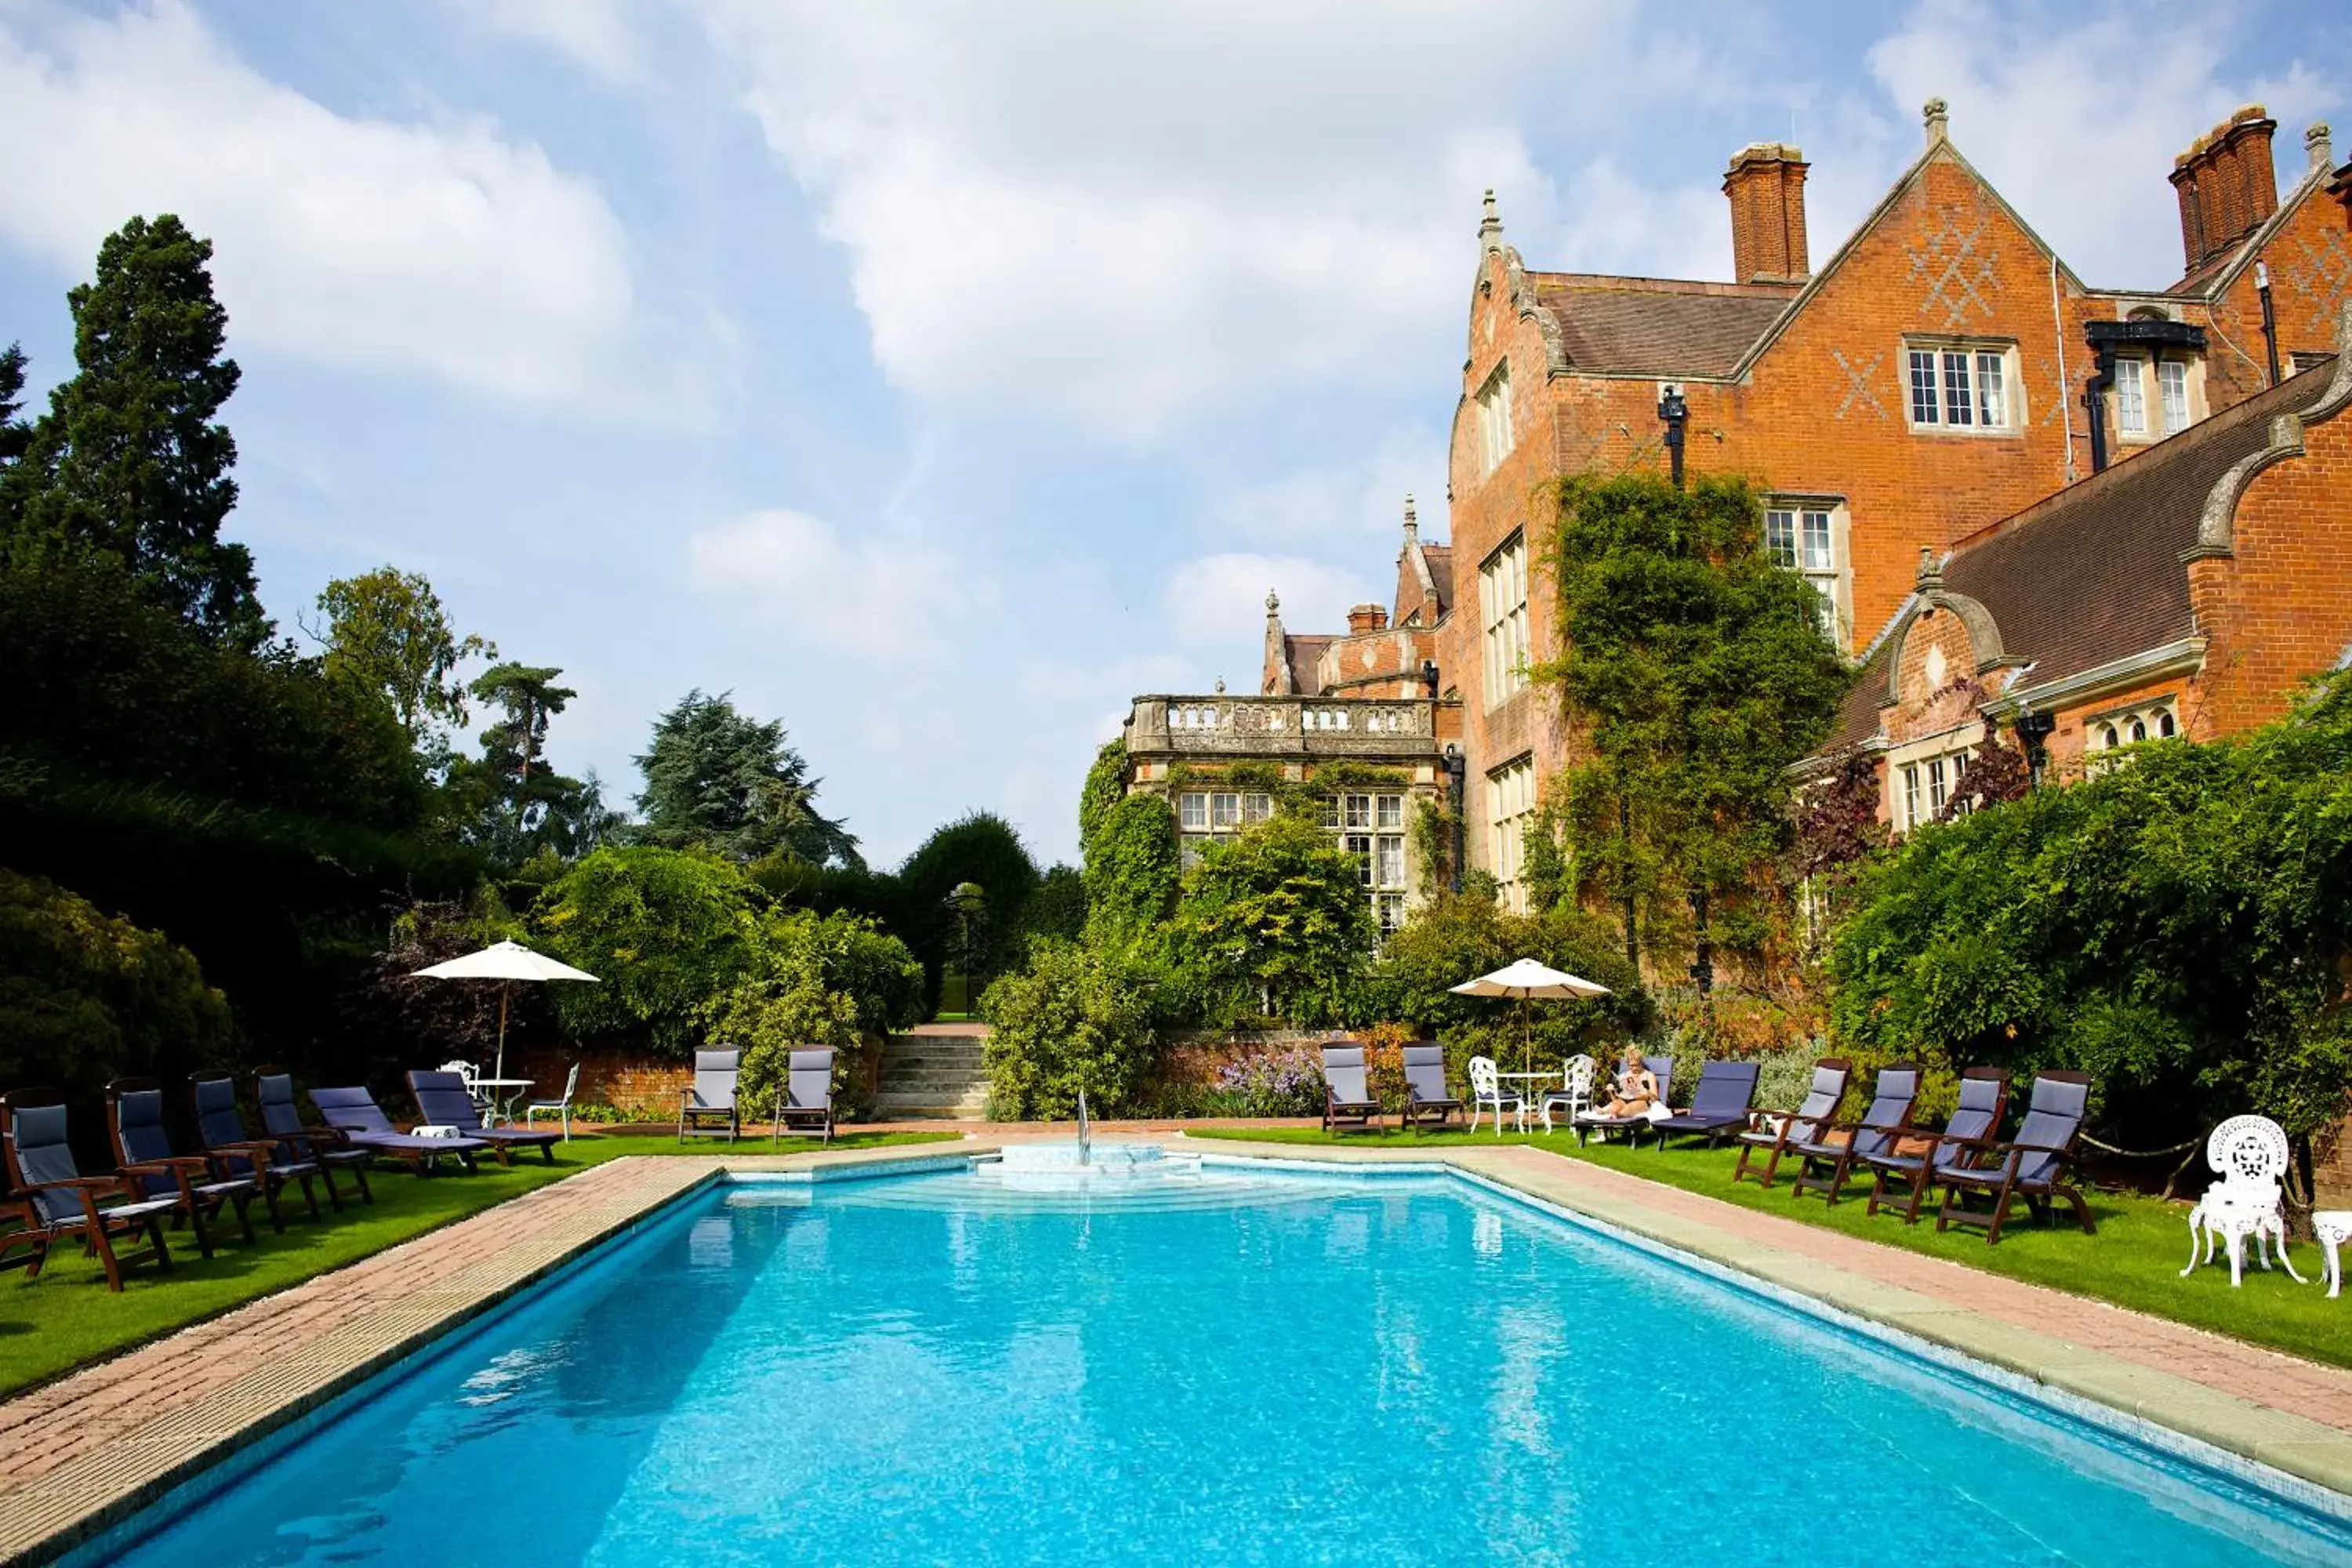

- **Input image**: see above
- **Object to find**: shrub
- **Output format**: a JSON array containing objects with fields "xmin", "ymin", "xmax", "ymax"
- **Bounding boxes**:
[
  {"xmin": 979, "ymin": 938, "xmax": 1160, "ymax": 1119},
  {"xmin": 532, "ymin": 846, "xmax": 759, "ymax": 1054},
  {"xmin": 1167, "ymin": 813, "xmax": 1371, "ymax": 1029},
  {"xmin": 706, "ymin": 908, "xmax": 924, "ymax": 1123},
  {"xmin": 0, "ymin": 869, "xmax": 232, "ymax": 1105},
  {"xmin": 1363, "ymin": 891, "xmax": 1648, "ymax": 1071},
  {"xmin": 1209, "ymin": 1044, "xmax": 1327, "ymax": 1118},
  {"xmin": 1828, "ymin": 669, "xmax": 2352, "ymax": 1151},
  {"xmin": 1083, "ymin": 792, "xmax": 1178, "ymax": 949}
]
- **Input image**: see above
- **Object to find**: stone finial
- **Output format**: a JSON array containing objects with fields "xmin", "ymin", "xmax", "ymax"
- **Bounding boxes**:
[
  {"xmin": 1915, "ymin": 545, "xmax": 1944, "ymax": 590},
  {"xmin": 1923, "ymin": 96, "xmax": 1950, "ymax": 148},
  {"xmin": 1478, "ymin": 188, "xmax": 1504, "ymax": 252},
  {"xmin": 1265, "ymin": 590, "xmax": 1280, "ymax": 617},
  {"xmin": 1214, "ymin": 678, "xmax": 1226, "ymax": 695},
  {"xmin": 1401, "ymin": 492, "xmax": 1419, "ymax": 547},
  {"xmin": 2310, "ymin": 122, "xmax": 2335, "ymax": 172}
]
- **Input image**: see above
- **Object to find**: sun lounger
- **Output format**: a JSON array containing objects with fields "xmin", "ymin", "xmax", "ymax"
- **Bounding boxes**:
[
  {"xmin": 409, "ymin": 1071, "xmax": 562, "ymax": 1166},
  {"xmin": 680, "ymin": 1049, "xmax": 742, "ymax": 1142},
  {"xmin": 0, "ymin": 1090, "xmax": 176, "ymax": 1290},
  {"xmin": 106, "ymin": 1079, "xmax": 257, "ymax": 1257},
  {"xmin": 255, "ymin": 1071, "xmax": 374, "ymax": 1205},
  {"xmin": 191, "ymin": 1075, "xmax": 323, "ymax": 1228},
  {"xmin": 1321, "ymin": 1044, "xmax": 1384, "ymax": 1134},
  {"xmin": 773, "ymin": 1049, "xmax": 837, "ymax": 1143},
  {"xmin": 1787, "ymin": 1063, "xmax": 1920, "ymax": 1203},
  {"xmin": 1640, "ymin": 1059, "xmax": 1761, "ymax": 1150},
  {"xmin": 1933, "ymin": 1071, "xmax": 2097, "ymax": 1243},
  {"xmin": 1731, "ymin": 1058, "xmax": 1849, "ymax": 1186},
  {"xmin": 1861, "ymin": 1067, "xmax": 2009, "ymax": 1223},
  {"xmin": 1574, "ymin": 1055, "xmax": 1673, "ymax": 1145},
  {"xmin": 310, "ymin": 1086, "xmax": 488, "ymax": 1174},
  {"xmin": 1399, "ymin": 1044, "xmax": 1462, "ymax": 1132}
]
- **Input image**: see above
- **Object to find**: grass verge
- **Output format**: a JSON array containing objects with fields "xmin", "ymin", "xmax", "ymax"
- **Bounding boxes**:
[
  {"xmin": 0, "ymin": 1130, "xmax": 956, "ymax": 1399},
  {"xmin": 1187, "ymin": 1124, "xmax": 2351, "ymax": 1370}
]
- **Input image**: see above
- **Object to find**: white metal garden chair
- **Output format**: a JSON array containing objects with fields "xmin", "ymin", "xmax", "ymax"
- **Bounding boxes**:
[
  {"xmin": 523, "ymin": 1062, "xmax": 581, "ymax": 1141},
  {"xmin": 437, "ymin": 1059, "xmax": 485, "ymax": 1116},
  {"xmin": 1538, "ymin": 1054, "xmax": 1598, "ymax": 1134},
  {"xmin": 2181, "ymin": 1115, "xmax": 2307, "ymax": 1288},
  {"xmin": 1467, "ymin": 1055, "xmax": 1525, "ymax": 1137}
]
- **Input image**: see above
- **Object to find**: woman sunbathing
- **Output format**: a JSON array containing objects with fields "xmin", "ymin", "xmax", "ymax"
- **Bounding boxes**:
[{"xmin": 1593, "ymin": 1047, "xmax": 1660, "ymax": 1119}]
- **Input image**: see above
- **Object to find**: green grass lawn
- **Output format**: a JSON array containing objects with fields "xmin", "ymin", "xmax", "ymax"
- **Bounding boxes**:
[
  {"xmin": 1189, "ymin": 1124, "xmax": 2352, "ymax": 1370},
  {"xmin": 0, "ymin": 1130, "xmax": 956, "ymax": 1399}
]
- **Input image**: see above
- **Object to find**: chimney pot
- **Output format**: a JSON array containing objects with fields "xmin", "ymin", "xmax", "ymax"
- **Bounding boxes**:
[
  {"xmin": 2171, "ymin": 106, "xmax": 2278, "ymax": 273},
  {"xmin": 1347, "ymin": 603, "xmax": 1389, "ymax": 636},
  {"xmin": 1722, "ymin": 142, "xmax": 1811, "ymax": 284}
]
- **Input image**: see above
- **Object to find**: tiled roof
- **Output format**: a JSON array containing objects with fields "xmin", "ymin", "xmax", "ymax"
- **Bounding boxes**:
[
  {"xmin": 1942, "ymin": 361, "xmax": 2332, "ymax": 691},
  {"xmin": 1421, "ymin": 543, "xmax": 1453, "ymax": 618},
  {"xmin": 1530, "ymin": 274, "xmax": 1798, "ymax": 377},
  {"xmin": 1282, "ymin": 635, "xmax": 1332, "ymax": 695},
  {"xmin": 1822, "ymin": 647, "xmax": 1892, "ymax": 753}
]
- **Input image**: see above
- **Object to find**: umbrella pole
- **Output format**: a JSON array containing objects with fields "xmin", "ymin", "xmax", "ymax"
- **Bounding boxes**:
[
  {"xmin": 1520, "ymin": 993, "xmax": 1532, "ymax": 1079},
  {"xmin": 495, "ymin": 985, "xmax": 510, "ymax": 1083}
]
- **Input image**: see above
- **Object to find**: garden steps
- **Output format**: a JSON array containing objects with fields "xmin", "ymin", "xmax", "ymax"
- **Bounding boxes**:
[{"xmin": 873, "ymin": 1024, "xmax": 992, "ymax": 1119}]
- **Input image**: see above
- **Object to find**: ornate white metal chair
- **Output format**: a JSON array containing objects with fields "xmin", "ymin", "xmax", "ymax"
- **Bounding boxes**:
[
  {"xmin": 437, "ymin": 1059, "xmax": 485, "ymax": 1117},
  {"xmin": 1467, "ymin": 1055, "xmax": 1525, "ymax": 1137},
  {"xmin": 2314, "ymin": 1210, "xmax": 2352, "ymax": 1300},
  {"xmin": 1537, "ymin": 1054, "xmax": 1598, "ymax": 1134},
  {"xmin": 2182, "ymin": 1115, "xmax": 2307, "ymax": 1287}
]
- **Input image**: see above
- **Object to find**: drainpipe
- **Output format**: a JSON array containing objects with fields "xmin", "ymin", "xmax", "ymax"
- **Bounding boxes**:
[
  {"xmin": 1441, "ymin": 744, "xmax": 1465, "ymax": 895},
  {"xmin": 2256, "ymin": 261, "xmax": 2282, "ymax": 387},
  {"xmin": 2081, "ymin": 347, "xmax": 2114, "ymax": 475},
  {"xmin": 1657, "ymin": 385, "xmax": 1688, "ymax": 489}
]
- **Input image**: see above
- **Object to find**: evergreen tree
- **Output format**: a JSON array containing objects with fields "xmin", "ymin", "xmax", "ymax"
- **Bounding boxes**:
[
  {"xmin": 12, "ymin": 216, "xmax": 263, "ymax": 646},
  {"xmin": 445, "ymin": 662, "xmax": 616, "ymax": 864},
  {"xmin": 0, "ymin": 343, "xmax": 29, "ymax": 472},
  {"xmin": 633, "ymin": 690, "xmax": 859, "ymax": 867}
]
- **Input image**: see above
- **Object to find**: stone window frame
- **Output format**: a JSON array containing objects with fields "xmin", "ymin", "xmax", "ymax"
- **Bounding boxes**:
[
  {"xmin": 1320, "ymin": 790, "xmax": 1410, "ymax": 935},
  {"xmin": 1486, "ymin": 753, "xmax": 1537, "ymax": 913},
  {"xmin": 2084, "ymin": 697, "xmax": 2180, "ymax": 774},
  {"xmin": 1475, "ymin": 359, "xmax": 1514, "ymax": 475},
  {"xmin": 1764, "ymin": 495, "xmax": 1852, "ymax": 653},
  {"xmin": 1901, "ymin": 336, "xmax": 2025, "ymax": 436},
  {"xmin": 2111, "ymin": 354, "xmax": 2205, "ymax": 445},
  {"xmin": 1478, "ymin": 530, "xmax": 1532, "ymax": 706},
  {"xmin": 1177, "ymin": 789, "xmax": 1273, "ymax": 869}
]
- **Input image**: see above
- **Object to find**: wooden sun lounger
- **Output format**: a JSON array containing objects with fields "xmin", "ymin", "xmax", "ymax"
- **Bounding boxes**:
[{"xmin": 0, "ymin": 1089, "xmax": 176, "ymax": 1291}]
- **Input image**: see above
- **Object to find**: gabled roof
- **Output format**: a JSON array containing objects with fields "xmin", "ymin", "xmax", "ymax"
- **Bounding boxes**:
[
  {"xmin": 1421, "ymin": 543, "xmax": 1454, "ymax": 617},
  {"xmin": 1819, "ymin": 354, "xmax": 2343, "ymax": 758},
  {"xmin": 1528, "ymin": 274, "xmax": 1798, "ymax": 378}
]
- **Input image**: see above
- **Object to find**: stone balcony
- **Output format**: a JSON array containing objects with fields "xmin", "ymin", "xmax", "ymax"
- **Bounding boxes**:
[{"xmin": 1123, "ymin": 694, "xmax": 1443, "ymax": 760}]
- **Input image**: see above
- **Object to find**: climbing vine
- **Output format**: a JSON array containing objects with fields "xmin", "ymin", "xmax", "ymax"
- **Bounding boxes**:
[{"xmin": 1541, "ymin": 471, "xmax": 1855, "ymax": 971}]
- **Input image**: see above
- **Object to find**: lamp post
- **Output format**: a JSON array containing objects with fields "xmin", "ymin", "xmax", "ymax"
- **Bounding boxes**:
[{"xmin": 2016, "ymin": 710, "xmax": 2056, "ymax": 789}]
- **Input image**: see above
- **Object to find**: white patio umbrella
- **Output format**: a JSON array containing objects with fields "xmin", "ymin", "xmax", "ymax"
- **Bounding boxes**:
[
  {"xmin": 412, "ymin": 941, "xmax": 599, "ymax": 1082},
  {"xmin": 1449, "ymin": 958, "xmax": 1612, "ymax": 1076}
]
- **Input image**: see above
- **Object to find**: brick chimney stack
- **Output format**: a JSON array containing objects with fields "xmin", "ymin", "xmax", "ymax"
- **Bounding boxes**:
[
  {"xmin": 1722, "ymin": 143, "xmax": 1809, "ymax": 285},
  {"xmin": 1347, "ymin": 603, "xmax": 1389, "ymax": 636},
  {"xmin": 2171, "ymin": 105, "xmax": 2280, "ymax": 274}
]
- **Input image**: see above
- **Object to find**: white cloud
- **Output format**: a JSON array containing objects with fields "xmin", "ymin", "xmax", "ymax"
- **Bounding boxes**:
[
  {"xmin": 686, "ymin": 0, "xmax": 1744, "ymax": 442},
  {"xmin": 471, "ymin": 0, "xmax": 646, "ymax": 82},
  {"xmin": 1207, "ymin": 426, "xmax": 1446, "ymax": 557},
  {"xmin": 685, "ymin": 508, "xmax": 967, "ymax": 662},
  {"xmin": 1864, "ymin": 0, "xmax": 2339, "ymax": 288},
  {"xmin": 1162, "ymin": 552, "xmax": 1380, "ymax": 670},
  {"xmin": 0, "ymin": 1, "xmax": 692, "ymax": 421}
]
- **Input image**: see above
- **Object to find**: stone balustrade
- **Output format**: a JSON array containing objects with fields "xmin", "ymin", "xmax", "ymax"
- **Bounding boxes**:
[{"xmin": 1127, "ymin": 695, "xmax": 1440, "ymax": 758}]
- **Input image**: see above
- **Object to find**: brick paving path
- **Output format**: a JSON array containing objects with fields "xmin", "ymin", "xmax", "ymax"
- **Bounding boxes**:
[{"xmin": 1468, "ymin": 1145, "xmax": 2352, "ymax": 1435}]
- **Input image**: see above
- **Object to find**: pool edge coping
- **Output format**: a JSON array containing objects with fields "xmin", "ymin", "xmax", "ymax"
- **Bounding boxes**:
[{"xmin": 7, "ymin": 1134, "xmax": 2351, "ymax": 1561}]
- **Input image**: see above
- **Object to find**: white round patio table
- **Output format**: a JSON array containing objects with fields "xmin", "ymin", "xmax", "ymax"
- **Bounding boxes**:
[
  {"xmin": 472, "ymin": 1076, "xmax": 534, "ymax": 1127},
  {"xmin": 1494, "ymin": 1071, "xmax": 1555, "ymax": 1134}
]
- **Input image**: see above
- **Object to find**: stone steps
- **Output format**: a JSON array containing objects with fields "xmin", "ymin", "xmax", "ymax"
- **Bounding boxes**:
[{"xmin": 873, "ymin": 1026, "xmax": 992, "ymax": 1120}]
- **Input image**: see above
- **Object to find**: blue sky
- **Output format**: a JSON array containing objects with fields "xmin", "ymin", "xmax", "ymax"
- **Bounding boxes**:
[{"xmin": 2, "ymin": 0, "xmax": 2343, "ymax": 867}]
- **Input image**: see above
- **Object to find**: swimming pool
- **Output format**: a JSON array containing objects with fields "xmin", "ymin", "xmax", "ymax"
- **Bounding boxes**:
[{"xmin": 85, "ymin": 1156, "xmax": 2352, "ymax": 1566}]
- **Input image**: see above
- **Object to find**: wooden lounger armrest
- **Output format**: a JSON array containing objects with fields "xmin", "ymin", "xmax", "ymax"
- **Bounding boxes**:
[
  {"xmin": 206, "ymin": 1139, "xmax": 280, "ymax": 1167},
  {"xmin": 119, "ymin": 1156, "xmax": 212, "ymax": 1178},
  {"xmin": 21, "ymin": 1174, "xmax": 129, "ymax": 1194}
]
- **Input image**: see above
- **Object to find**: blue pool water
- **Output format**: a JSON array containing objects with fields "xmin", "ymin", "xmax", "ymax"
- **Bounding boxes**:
[{"xmin": 93, "ymin": 1157, "xmax": 2352, "ymax": 1566}]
